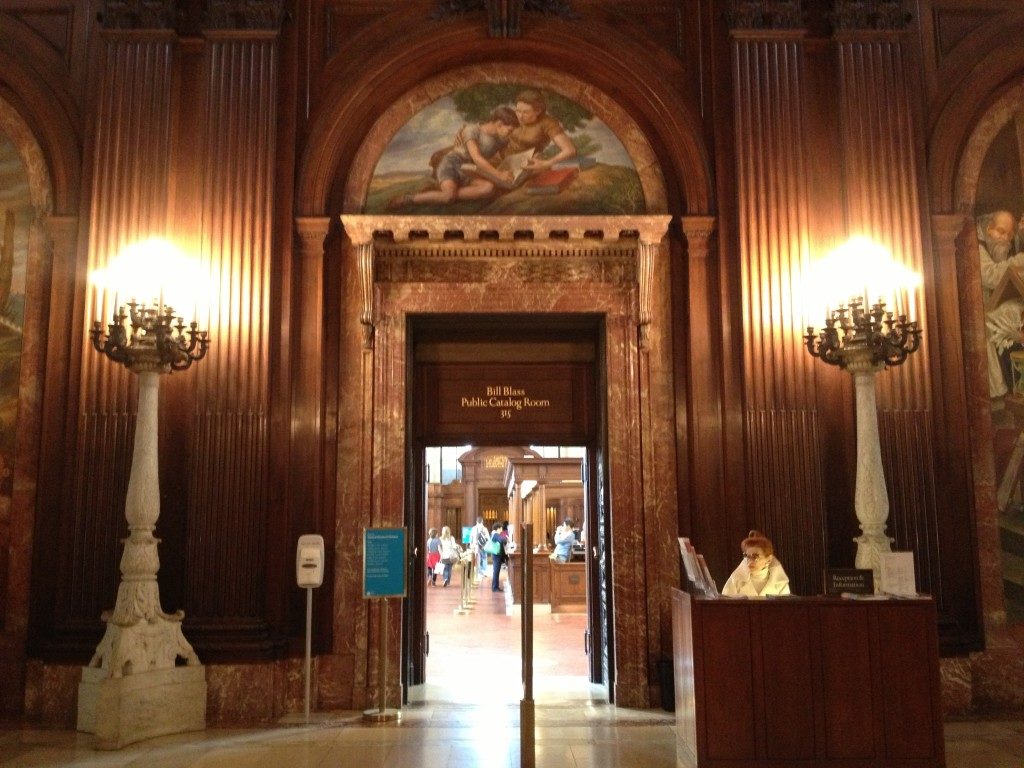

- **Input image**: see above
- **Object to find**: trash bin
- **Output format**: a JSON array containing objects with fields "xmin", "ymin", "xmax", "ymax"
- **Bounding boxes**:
[{"xmin": 657, "ymin": 658, "xmax": 675, "ymax": 712}]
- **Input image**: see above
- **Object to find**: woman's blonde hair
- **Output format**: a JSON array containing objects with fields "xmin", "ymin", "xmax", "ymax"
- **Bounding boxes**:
[
  {"xmin": 742, "ymin": 530, "xmax": 774, "ymax": 557},
  {"xmin": 441, "ymin": 526, "xmax": 452, "ymax": 538}
]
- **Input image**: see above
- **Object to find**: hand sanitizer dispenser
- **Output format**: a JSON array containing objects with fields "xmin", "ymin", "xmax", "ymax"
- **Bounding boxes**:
[{"xmin": 296, "ymin": 534, "xmax": 325, "ymax": 588}]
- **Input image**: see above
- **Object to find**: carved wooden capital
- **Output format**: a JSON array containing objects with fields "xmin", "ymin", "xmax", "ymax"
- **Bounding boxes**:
[
  {"xmin": 205, "ymin": 0, "xmax": 285, "ymax": 31},
  {"xmin": 679, "ymin": 216, "xmax": 717, "ymax": 256},
  {"xmin": 831, "ymin": 0, "xmax": 909, "ymax": 32},
  {"xmin": 294, "ymin": 217, "xmax": 331, "ymax": 255},
  {"xmin": 931, "ymin": 213, "xmax": 970, "ymax": 246},
  {"xmin": 728, "ymin": 0, "xmax": 804, "ymax": 31},
  {"xmin": 101, "ymin": 0, "xmax": 177, "ymax": 30}
]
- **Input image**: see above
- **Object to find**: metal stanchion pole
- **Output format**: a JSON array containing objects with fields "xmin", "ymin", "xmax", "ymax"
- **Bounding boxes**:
[
  {"xmin": 455, "ymin": 561, "xmax": 470, "ymax": 615},
  {"xmin": 520, "ymin": 521, "xmax": 535, "ymax": 768}
]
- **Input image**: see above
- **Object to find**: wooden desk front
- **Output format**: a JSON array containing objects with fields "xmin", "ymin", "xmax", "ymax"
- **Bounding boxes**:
[
  {"xmin": 671, "ymin": 589, "xmax": 945, "ymax": 767},
  {"xmin": 506, "ymin": 552, "xmax": 551, "ymax": 604}
]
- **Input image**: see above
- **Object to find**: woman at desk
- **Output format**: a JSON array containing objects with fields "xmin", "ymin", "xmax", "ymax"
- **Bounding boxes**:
[{"xmin": 721, "ymin": 530, "xmax": 791, "ymax": 597}]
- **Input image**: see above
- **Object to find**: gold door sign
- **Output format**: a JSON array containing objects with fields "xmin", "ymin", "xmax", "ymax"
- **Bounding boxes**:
[
  {"xmin": 415, "ymin": 362, "xmax": 593, "ymax": 442},
  {"xmin": 462, "ymin": 386, "xmax": 552, "ymax": 420}
]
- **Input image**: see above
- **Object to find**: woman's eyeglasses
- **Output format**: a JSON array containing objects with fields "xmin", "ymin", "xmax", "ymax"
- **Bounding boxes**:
[{"xmin": 742, "ymin": 552, "xmax": 765, "ymax": 561}]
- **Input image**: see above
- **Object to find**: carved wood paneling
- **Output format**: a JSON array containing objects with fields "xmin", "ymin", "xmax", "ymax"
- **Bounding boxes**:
[
  {"xmin": 56, "ymin": 32, "xmax": 176, "ymax": 649},
  {"xmin": 324, "ymin": 1, "xmax": 406, "ymax": 59},
  {"xmin": 185, "ymin": 32, "xmax": 278, "ymax": 652},
  {"xmin": 733, "ymin": 31, "xmax": 825, "ymax": 593},
  {"xmin": 745, "ymin": 409, "xmax": 825, "ymax": 591}
]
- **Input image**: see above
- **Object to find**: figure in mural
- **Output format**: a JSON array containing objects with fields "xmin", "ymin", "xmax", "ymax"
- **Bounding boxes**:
[
  {"xmin": 503, "ymin": 89, "xmax": 577, "ymax": 172},
  {"xmin": 366, "ymin": 82, "xmax": 645, "ymax": 215},
  {"xmin": 978, "ymin": 210, "xmax": 1024, "ymax": 398},
  {"xmin": 386, "ymin": 106, "xmax": 521, "ymax": 209}
]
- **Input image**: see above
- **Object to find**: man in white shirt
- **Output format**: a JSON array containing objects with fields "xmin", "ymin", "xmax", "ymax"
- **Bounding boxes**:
[{"xmin": 470, "ymin": 516, "xmax": 490, "ymax": 581}]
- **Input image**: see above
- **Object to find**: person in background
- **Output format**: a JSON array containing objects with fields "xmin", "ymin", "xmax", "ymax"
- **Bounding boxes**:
[
  {"xmin": 721, "ymin": 530, "xmax": 791, "ymax": 597},
  {"xmin": 471, "ymin": 516, "xmax": 490, "ymax": 581},
  {"xmin": 490, "ymin": 522, "xmax": 509, "ymax": 592},
  {"xmin": 425, "ymin": 528, "xmax": 441, "ymax": 586},
  {"xmin": 438, "ymin": 526, "xmax": 461, "ymax": 587},
  {"xmin": 551, "ymin": 518, "xmax": 575, "ymax": 563}
]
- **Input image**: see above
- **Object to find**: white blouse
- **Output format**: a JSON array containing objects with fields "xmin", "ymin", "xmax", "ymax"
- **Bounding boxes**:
[{"xmin": 721, "ymin": 556, "xmax": 791, "ymax": 597}]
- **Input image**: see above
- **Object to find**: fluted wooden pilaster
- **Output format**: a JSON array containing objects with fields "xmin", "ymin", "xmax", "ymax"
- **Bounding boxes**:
[
  {"xmin": 835, "ymin": 27, "xmax": 938, "ymax": 589},
  {"xmin": 733, "ymin": 28, "xmax": 825, "ymax": 591},
  {"xmin": 184, "ymin": 29, "xmax": 279, "ymax": 628}
]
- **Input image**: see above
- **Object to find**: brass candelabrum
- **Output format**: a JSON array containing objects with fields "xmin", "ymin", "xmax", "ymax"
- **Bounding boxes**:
[
  {"xmin": 804, "ymin": 295, "xmax": 923, "ymax": 590},
  {"xmin": 90, "ymin": 300, "xmax": 209, "ymax": 373},
  {"xmin": 804, "ymin": 297, "xmax": 921, "ymax": 370}
]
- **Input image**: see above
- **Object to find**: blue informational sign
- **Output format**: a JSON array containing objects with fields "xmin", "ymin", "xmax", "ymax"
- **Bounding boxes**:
[
  {"xmin": 461, "ymin": 526, "xmax": 472, "ymax": 545},
  {"xmin": 363, "ymin": 527, "xmax": 407, "ymax": 598}
]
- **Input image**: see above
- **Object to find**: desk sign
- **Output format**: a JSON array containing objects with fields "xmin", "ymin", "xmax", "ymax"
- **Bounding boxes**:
[
  {"xmin": 824, "ymin": 568, "xmax": 874, "ymax": 595},
  {"xmin": 363, "ymin": 528, "xmax": 407, "ymax": 598}
]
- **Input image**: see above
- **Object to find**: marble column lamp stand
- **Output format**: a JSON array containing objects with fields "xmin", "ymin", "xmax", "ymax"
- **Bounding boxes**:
[{"xmin": 78, "ymin": 301, "xmax": 209, "ymax": 749}]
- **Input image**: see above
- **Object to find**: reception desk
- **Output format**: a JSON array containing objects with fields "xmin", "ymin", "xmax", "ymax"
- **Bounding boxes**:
[
  {"xmin": 671, "ymin": 589, "xmax": 945, "ymax": 768},
  {"xmin": 506, "ymin": 551, "xmax": 551, "ymax": 604},
  {"xmin": 506, "ymin": 553, "xmax": 586, "ymax": 612}
]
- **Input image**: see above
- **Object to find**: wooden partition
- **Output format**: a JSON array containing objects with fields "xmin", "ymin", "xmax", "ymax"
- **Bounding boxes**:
[{"xmin": 671, "ymin": 589, "xmax": 945, "ymax": 768}]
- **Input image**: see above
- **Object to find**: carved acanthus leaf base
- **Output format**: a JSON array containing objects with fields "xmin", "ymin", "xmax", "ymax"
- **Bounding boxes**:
[{"xmin": 88, "ymin": 610, "xmax": 200, "ymax": 678}]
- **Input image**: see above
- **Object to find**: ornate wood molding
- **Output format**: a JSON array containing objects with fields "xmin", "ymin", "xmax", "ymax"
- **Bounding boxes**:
[
  {"xmin": 431, "ymin": 0, "xmax": 575, "ymax": 38},
  {"xmin": 727, "ymin": 0, "xmax": 804, "ymax": 31},
  {"xmin": 205, "ymin": 0, "xmax": 285, "ymax": 31},
  {"xmin": 831, "ymin": 0, "xmax": 910, "ymax": 32},
  {"xmin": 101, "ymin": 0, "xmax": 177, "ymax": 29}
]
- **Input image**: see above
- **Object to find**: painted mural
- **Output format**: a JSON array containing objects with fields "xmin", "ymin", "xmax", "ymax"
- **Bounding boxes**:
[
  {"xmin": 0, "ymin": 126, "xmax": 29, "ymax": 624},
  {"xmin": 975, "ymin": 109, "xmax": 1024, "ymax": 623},
  {"xmin": 364, "ymin": 83, "xmax": 645, "ymax": 215}
]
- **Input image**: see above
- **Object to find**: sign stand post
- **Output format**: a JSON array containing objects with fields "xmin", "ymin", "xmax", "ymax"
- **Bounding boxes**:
[
  {"xmin": 362, "ymin": 527, "xmax": 406, "ymax": 724},
  {"xmin": 304, "ymin": 586, "xmax": 312, "ymax": 722}
]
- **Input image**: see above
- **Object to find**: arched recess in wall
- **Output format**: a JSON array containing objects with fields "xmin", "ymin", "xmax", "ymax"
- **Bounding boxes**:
[
  {"xmin": 295, "ymin": 15, "xmax": 711, "ymax": 216},
  {"xmin": 0, "ymin": 16, "xmax": 81, "ymax": 688},
  {"xmin": 340, "ymin": 63, "xmax": 668, "ymax": 213},
  {"xmin": 928, "ymin": 11, "xmax": 1024, "ymax": 214},
  {"xmin": 0, "ymin": 93, "xmax": 53, "ymax": 671},
  {"xmin": 948, "ymin": 80, "xmax": 1024, "ymax": 631},
  {"xmin": 0, "ymin": 11, "xmax": 81, "ymax": 214}
]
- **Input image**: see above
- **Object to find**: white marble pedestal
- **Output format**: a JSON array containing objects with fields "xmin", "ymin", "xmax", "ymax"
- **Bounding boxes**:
[{"xmin": 77, "ymin": 665, "xmax": 207, "ymax": 750}]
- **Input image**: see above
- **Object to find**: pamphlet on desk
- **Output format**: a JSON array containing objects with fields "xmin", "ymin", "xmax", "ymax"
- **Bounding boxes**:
[{"xmin": 879, "ymin": 551, "xmax": 918, "ymax": 596}]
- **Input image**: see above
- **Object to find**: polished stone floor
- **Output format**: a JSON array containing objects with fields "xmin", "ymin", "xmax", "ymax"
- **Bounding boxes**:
[{"xmin": 1, "ymin": 566, "xmax": 1022, "ymax": 767}]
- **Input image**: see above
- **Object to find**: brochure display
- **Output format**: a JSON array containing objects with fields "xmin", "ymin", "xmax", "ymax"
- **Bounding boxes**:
[{"xmin": 678, "ymin": 538, "xmax": 717, "ymax": 596}]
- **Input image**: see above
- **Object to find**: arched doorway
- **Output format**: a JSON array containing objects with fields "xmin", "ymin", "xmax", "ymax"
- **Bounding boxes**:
[{"xmin": 295, "ymin": 49, "xmax": 714, "ymax": 709}]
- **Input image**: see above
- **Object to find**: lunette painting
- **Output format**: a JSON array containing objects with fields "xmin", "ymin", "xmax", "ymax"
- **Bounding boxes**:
[
  {"xmin": 364, "ymin": 83, "xmax": 646, "ymax": 215},
  {"xmin": 975, "ymin": 108, "xmax": 1024, "ymax": 624}
]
